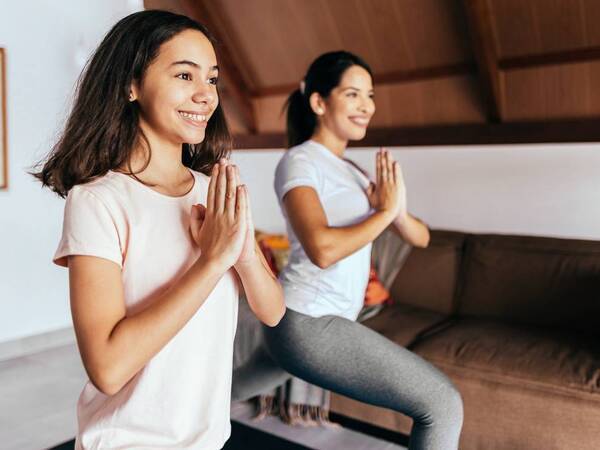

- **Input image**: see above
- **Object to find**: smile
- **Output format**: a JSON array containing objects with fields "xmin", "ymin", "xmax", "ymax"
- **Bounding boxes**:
[
  {"xmin": 349, "ymin": 116, "xmax": 370, "ymax": 127},
  {"xmin": 179, "ymin": 111, "xmax": 208, "ymax": 124}
]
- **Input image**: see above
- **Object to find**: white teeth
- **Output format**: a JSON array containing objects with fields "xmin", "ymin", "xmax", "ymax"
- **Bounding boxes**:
[{"xmin": 179, "ymin": 111, "xmax": 206, "ymax": 122}]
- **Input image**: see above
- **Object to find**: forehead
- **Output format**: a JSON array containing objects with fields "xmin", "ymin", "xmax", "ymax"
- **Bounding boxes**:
[
  {"xmin": 156, "ymin": 29, "xmax": 217, "ymax": 68},
  {"xmin": 338, "ymin": 65, "xmax": 373, "ymax": 89}
]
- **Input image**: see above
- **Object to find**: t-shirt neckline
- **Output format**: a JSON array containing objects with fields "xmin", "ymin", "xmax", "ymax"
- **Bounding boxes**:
[{"xmin": 110, "ymin": 168, "xmax": 197, "ymax": 200}]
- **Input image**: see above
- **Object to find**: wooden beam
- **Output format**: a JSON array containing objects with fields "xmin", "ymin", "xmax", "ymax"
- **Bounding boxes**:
[
  {"xmin": 255, "ymin": 62, "xmax": 477, "ymax": 97},
  {"xmin": 499, "ymin": 46, "xmax": 600, "ymax": 71},
  {"xmin": 232, "ymin": 120, "xmax": 600, "ymax": 149},
  {"xmin": 180, "ymin": 0, "xmax": 257, "ymax": 133},
  {"xmin": 462, "ymin": 0, "xmax": 504, "ymax": 122}
]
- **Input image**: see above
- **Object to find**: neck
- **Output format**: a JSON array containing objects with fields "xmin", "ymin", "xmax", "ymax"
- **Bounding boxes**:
[
  {"xmin": 310, "ymin": 126, "xmax": 347, "ymax": 158},
  {"xmin": 123, "ymin": 121, "xmax": 189, "ymax": 184}
]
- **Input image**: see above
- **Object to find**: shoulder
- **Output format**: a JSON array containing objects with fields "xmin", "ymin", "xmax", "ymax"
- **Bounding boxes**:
[
  {"xmin": 67, "ymin": 172, "xmax": 121, "ymax": 203},
  {"xmin": 276, "ymin": 141, "xmax": 321, "ymax": 173}
]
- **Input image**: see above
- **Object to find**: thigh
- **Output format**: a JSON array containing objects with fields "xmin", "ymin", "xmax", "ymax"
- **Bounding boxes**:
[{"xmin": 264, "ymin": 309, "xmax": 454, "ymax": 416}]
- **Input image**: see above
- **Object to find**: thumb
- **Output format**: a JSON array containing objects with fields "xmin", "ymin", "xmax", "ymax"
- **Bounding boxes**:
[
  {"xmin": 191, "ymin": 204, "xmax": 206, "ymax": 220},
  {"xmin": 366, "ymin": 182, "xmax": 375, "ymax": 195},
  {"xmin": 196, "ymin": 204, "xmax": 207, "ymax": 220}
]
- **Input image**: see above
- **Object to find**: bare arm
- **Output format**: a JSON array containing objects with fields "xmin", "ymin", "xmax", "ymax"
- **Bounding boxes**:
[
  {"xmin": 70, "ymin": 254, "xmax": 224, "ymax": 396},
  {"xmin": 70, "ymin": 162, "xmax": 246, "ymax": 396},
  {"xmin": 373, "ymin": 149, "xmax": 430, "ymax": 248},
  {"xmin": 388, "ymin": 213, "xmax": 430, "ymax": 248},
  {"xmin": 283, "ymin": 187, "xmax": 395, "ymax": 269},
  {"xmin": 232, "ymin": 165, "xmax": 285, "ymax": 326},
  {"xmin": 235, "ymin": 239, "xmax": 285, "ymax": 327}
]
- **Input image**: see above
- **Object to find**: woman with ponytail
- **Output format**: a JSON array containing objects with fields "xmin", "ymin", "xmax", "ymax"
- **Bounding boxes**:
[
  {"xmin": 34, "ymin": 10, "xmax": 284, "ymax": 449},
  {"xmin": 266, "ymin": 51, "xmax": 464, "ymax": 450}
]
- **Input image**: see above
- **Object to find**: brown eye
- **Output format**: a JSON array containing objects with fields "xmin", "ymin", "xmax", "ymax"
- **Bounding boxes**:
[
  {"xmin": 177, "ymin": 73, "xmax": 192, "ymax": 81},
  {"xmin": 208, "ymin": 77, "xmax": 219, "ymax": 85}
]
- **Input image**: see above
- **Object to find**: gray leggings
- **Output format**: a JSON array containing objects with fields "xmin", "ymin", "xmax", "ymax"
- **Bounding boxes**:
[{"xmin": 252, "ymin": 308, "xmax": 464, "ymax": 450}]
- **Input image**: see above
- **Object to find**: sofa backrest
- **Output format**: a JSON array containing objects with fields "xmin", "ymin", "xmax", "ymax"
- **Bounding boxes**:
[
  {"xmin": 457, "ymin": 233, "xmax": 600, "ymax": 335},
  {"xmin": 389, "ymin": 230, "xmax": 466, "ymax": 315}
]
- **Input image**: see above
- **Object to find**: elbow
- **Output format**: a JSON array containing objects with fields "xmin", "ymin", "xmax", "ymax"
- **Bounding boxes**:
[
  {"xmin": 306, "ymin": 244, "xmax": 335, "ymax": 270},
  {"xmin": 88, "ymin": 366, "xmax": 124, "ymax": 396},
  {"xmin": 415, "ymin": 232, "xmax": 430, "ymax": 249},
  {"xmin": 263, "ymin": 304, "xmax": 286, "ymax": 327},
  {"xmin": 262, "ymin": 290, "xmax": 286, "ymax": 328}
]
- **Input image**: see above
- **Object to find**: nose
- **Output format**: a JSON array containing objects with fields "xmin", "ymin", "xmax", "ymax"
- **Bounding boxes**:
[
  {"xmin": 192, "ymin": 84, "xmax": 217, "ymax": 110},
  {"xmin": 359, "ymin": 95, "xmax": 375, "ymax": 115}
]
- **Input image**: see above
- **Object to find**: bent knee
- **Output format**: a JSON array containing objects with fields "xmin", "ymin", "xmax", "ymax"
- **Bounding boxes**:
[{"xmin": 417, "ymin": 382, "xmax": 464, "ymax": 428}]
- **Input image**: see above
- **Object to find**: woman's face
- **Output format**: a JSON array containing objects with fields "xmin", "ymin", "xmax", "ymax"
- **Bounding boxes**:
[
  {"xmin": 317, "ymin": 65, "xmax": 375, "ymax": 141},
  {"xmin": 132, "ymin": 29, "xmax": 219, "ymax": 146}
]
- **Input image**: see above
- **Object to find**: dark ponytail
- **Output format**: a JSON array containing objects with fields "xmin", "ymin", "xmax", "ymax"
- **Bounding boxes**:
[{"xmin": 285, "ymin": 51, "xmax": 372, "ymax": 148}]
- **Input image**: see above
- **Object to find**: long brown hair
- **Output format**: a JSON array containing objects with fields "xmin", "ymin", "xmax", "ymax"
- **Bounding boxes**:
[{"xmin": 33, "ymin": 10, "xmax": 231, "ymax": 197}]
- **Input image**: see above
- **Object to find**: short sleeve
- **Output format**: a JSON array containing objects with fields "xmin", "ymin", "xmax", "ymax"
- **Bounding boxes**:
[
  {"xmin": 53, "ymin": 186, "xmax": 123, "ymax": 268},
  {"xmin": 274, "ymin": 151, "xmax": 322, "ymax": 203}
]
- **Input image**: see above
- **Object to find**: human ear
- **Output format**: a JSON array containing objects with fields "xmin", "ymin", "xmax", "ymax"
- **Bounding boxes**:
[
  {"xmin": 309, "ymin": 92, "xmax": 326, "ymax": 116},
  {"xmin": 128, "ymin": 81, "xmax": 140, "ymax": 102}
]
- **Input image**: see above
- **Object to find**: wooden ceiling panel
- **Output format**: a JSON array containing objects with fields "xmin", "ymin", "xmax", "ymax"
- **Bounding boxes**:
[
  {"xmin": 370, "ymin": 75, "xmax": 485, "ymax": 127},
  {"xmin": 210, "ymin": 0, "xmax": 473, "ymax": 90},
  {"xmin": 490, "ymin": 0, "xmax": 600, "ymax": 59},
  {"xmin": 503, "ymin": 62, "xmax": 600, "ymax": 121}
]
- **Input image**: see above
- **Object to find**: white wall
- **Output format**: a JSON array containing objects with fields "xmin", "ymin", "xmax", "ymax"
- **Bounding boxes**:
[
  {"xmin": 1, "ymin": 2, "xmax": 599, "ymax": 346},
  {"xmin": 233, "ymin": 143, "xmax": 600, "ymax": 240},
  {"xmin": 0, "ymin": 1, "xmax": 143, "ymax": 344}
]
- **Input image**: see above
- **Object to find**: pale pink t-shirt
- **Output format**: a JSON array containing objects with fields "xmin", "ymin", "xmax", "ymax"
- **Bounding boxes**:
[{"xmin": 53, "ymin": 169, "xmax": 239, "ymax": 450}]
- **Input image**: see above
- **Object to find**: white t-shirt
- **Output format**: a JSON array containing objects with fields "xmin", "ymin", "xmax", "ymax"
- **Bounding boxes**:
[
  {"xmin": 274, "ymin": 140, "xmax": 373, "ymax": 321},
  {"xmin": 54, "ymin": 169, "xmax": 238, "ymax": 450}
]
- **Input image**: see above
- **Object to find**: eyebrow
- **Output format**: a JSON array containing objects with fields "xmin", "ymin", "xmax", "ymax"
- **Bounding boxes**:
[
  {"xmin": 170, "ymin": 60, "xmax": 219, "ymax": 71},
  {"xmin": 342, "ymin": 86, "xmax": 374, "ymax": 93}
]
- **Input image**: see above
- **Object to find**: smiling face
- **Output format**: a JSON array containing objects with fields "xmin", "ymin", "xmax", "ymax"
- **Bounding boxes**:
[
  {"xmin": 313, "ymin": 65, "xmax": 375, "ymax": 142},
  {"xmin": 131, "ymin": 29, "xmax": 219, "ymax": 146}
]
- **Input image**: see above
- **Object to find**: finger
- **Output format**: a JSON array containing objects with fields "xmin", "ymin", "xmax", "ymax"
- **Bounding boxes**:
[
  {"xmin": 386, "ymin": 151, "xmax": 395, "ymax": 183},
  {"xmin": 381, "ymin": 150, "xmax": 389, "ymax": 183},
  {"xmin": 225, "ymin": 165, "xmax": 237, "ymax": 221},
  {"xmin": 207, "ymin": 164, "xmax": 219, "ymax": 211},
  {"xmin": 235, "ymin": 184, "xmax": 247, "ymax": 224},
  {"xmin": 376, "ymin": 150, "xmax": 382, "ymax": 186},
  {"xmin": 244, "ymin": 185, "xmax": 255, "ymax": 233},
  {"xmin": 215, "ymin": 161, "xmax": 227, "ymax": 213},
  {"xmin": 393, "ymin": 161, "xmax": 399, "ymax": 184},
  {"xmin": 196, "ymin": 203, "xmax": 207, "ymax": 221},
  {"xmin": 395, "ymin": 161, "xmax": 405, "ymax": 186},
  {"xmin": 367, "ymin": 181, "xmax": 375, "ymax": 195}
]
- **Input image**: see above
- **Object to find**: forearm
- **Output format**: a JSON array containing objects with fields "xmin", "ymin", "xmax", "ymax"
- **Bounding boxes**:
[
  {"xmin": 311, "ymin": 210, "xmax": 394, "ymax": 268},
  {"xmin": 101, "ymin": 257, "xmax": 225, "ymax": 393},
  {"xmin": 236, "ymin": 253, "xmax": 285, "ymax": 327},
  {"xmin": 390, "ymin": 213, "xmax": 430, "ymax": 247}
]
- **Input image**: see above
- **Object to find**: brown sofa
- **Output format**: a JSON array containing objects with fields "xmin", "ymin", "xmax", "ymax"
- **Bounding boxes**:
[{"xmin": 330, "ymin": 230, "xmax": 600, "ymax": 450}]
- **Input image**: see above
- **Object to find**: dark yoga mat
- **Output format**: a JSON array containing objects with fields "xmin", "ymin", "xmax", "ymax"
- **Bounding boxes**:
[{"xmin": 49, "ymin": 420, "xmax": 312, "ymax": 450}]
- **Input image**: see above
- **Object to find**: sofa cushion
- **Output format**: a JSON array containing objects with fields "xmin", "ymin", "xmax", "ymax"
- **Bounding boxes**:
[
  {"xmin": 458, "ymin": 234, "xmax": 600, "ymax": 335},
  {"xmin": 411, "ymin": 318, "xmax": 600, "ymax": 398},
  {"xmin": 389, "ymin": 230, "xmax": 466, "ymax": 315},
  {"xmin": 362, "ymin": 302, "xmax": 449, "ymax": 347}
]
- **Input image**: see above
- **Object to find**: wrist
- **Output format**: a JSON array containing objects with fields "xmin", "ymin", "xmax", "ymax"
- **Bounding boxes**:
[
  {"xmin": 194, "ymin": 253, "xmax": 230, "ymax": 278},
  {"xmin": 394, "ymin": 210, "xmax": 409, "ymax": 227},
  {"xmin": 234, "ymin": 253, "xmax": 260, "ymax": 274},
  {"xmin": 376, "ymin": 208, "xmax": 397, "ymax": 223}
]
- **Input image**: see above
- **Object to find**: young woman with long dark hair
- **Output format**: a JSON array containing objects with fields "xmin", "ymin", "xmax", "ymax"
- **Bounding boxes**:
[
  {"xmin": 34, "ymin": 10, "xmax": 284, "ymax": 449},
  {"xmin": 264, "ymin": 51, "xmax": 464, "ymax": 450}
]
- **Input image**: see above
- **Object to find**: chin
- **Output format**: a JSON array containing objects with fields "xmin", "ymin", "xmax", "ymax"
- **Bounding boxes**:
[
  {"xmin": 183, "ymin": 131, "xmax": 207, "ymax": 145},
  {"xmin": 346, "ymin": 129, "xmax": 368, "ymax": 142}
]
